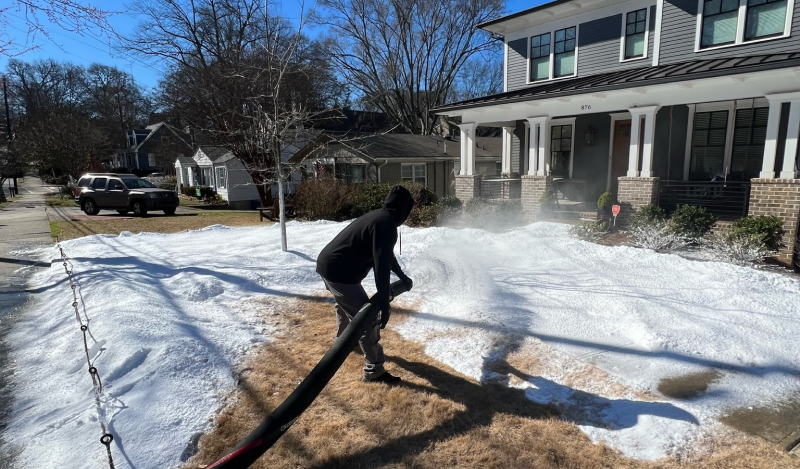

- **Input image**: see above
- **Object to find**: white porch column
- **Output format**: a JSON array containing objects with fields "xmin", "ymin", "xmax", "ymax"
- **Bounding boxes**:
[
  {"xmin": 501, "ymin": 126, "xmax": 514, "ymax": 174},
  {"xmin": 628, "ymin": 106, "xmax": 659, "ymax": 177},
  {"xmin": 458, "ymin": 123, "xmax": 476, "ymax": 176},
  {"xmin": 526, "ymin": 117, "xmax": 549, "ymax": 176},
  {"xmin": 760, "ymin": 99, "xmax": 783, "ymax": 179},
  {"xmin": 780, "ymin": 100, "xmax": 800, "ymax": 179}
]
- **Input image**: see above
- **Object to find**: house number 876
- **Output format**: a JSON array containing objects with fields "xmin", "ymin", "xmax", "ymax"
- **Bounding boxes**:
[{"xmin": 581, "ymin": 105, "xmax": 592, "ymax": 111}]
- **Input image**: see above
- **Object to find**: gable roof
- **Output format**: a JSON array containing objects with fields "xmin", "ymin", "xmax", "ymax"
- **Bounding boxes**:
[
  {"xmin": 175, "ymin": 156, "xmax": 197, "ymax": 167},
  {"xmin": 290, "ymin": 133, "xmax": 501, "ymax": 163},
  {"xmin": 434, "ymin": 52, "xmax": 800, "ymax": 113},
  {"xmin": 133, "ymin": 122, "xmax": 194, "ymax": 152}
]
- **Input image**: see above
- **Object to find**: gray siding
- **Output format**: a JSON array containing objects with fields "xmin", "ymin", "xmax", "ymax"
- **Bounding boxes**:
[
  {"xmin": 507, "ymin": 6, "xmax": 658, "ymax": 91},
  {"xmin": 223, "ymin": 158, "xmax": 260, "ymax": 203},
  {"xmin": 380, "ymin": 163, "xmax": 402, "ymax": 183},
  {"xmin": 507, "ymin": 38, "xmax": 528, "ymax": 91},
  {"xmin": 659, "ymin": 0, "xmax": 800, "ymax": 64}
]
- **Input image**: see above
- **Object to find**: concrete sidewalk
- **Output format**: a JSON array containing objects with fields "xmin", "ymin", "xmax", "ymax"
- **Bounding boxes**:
[{"xmin": 0, "ymin": 174, "xmax": 54, "ymax": 463}]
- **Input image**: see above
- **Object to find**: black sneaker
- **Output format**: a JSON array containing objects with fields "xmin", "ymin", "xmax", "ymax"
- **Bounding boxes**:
[{"xmin": 362, "ymin": 372, "xmax": 401, "ymax": 384}]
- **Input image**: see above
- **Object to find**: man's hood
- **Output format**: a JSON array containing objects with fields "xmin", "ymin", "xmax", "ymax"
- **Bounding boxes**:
[{"xmin": 383, "ymin": 185, "xmax": 415, "ymax": 227}]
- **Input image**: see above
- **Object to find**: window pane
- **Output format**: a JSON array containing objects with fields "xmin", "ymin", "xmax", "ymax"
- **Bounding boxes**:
[
  {"xmin": 625, "ymin": 33, "xmax": 646, "ymax": 58},
  {"xmin": 554, "ymin": 50, "xmax": 575, "ymax": 77},
  {"xmin": 531, "ymin": 56, "xmax": 549, "ymax": 81},
  {"xmin": 401, "ymin": 165, "xmax": 412, "ymax": 178},
  {"xmin": 627, "ymin": 23, "xmax": 636, "ymax": 34},
  {"xmin": 636, "ymin": 21, "xmax": 646, "ymax": 33},
  {"xmin": 705, "ymin": 0, "xmax": 722, "ymax": 15},
  {"xmin": 414, "ymin": 165, "xmax": 425, "ymax": 179},
  {"xmin": 555, "ymin": 42, "xmax": 564, "ymax": 53},
  {"xmin": 556, "ymin": 29, "xmax": 565, "ymax": 41},
  {"xmin": 637, "ymin": 9, "xmax": 646, "ymax": 21},
  {"xmin": 627, "ymin": 11, "xmax": 637, "ymax": 22},
  {"xmin": 701, "ymin": 11, "xmax": 738, "ymax": 46},
  {"xmin": 565, "ymin": 27, "xmax": 575, "ymax": 39},
  {"xmin": 541, "ymin": 33, "xmax": 550, "ymax": 44},
  {"xmin": 745, "ymin": 0, "xmax": 787, "ymax": 39},
  {"xmin": 722, "ymin": 0, "xmax": 739, "ymax": 10},
  {"xmin": 531, "ymin": 36, "xmax": 540, "ymax": 47},
  {"xmin": 564, "ymin": 39, "xmax": 575, "ymax": 50},
  {"xmin": 92, "ymin": 178, "xmax": 107, "ymax": 189}
]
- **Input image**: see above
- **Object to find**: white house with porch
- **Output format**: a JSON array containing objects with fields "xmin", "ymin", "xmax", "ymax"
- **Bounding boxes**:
[{"xmin": 435, "ymin": 0, "xmax": 800, "ymax": 267}]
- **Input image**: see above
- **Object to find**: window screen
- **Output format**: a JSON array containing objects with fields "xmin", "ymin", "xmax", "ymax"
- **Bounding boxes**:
[
  {"xmin": 530, "ymin": 33, "xmax": 551, "ymax": 81},
  {"xmin": 690, "ymin": 110, "xmax": 729, "ymax": 180},
  {"xmin": 730, "ymin": 107, "xmax": 768, "ymax": 181},
  {"xmin": 625, "ymin": 9, "xmax": 647, "ymax": 59},
  {"xmin": 554, "ymin": 27, "xmax": 576, "ymax": 77}
]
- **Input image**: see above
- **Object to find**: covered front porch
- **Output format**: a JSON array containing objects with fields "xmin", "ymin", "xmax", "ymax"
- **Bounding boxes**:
[{"xmin": 438, "ymin": 53, "xmax": 800, "ymax": 262}]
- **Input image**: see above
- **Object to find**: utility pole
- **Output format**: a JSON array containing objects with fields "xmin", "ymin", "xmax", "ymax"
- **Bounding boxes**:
[{"xmin": 2, "ymin": 76, "xmax": 17, "ymax": 196}]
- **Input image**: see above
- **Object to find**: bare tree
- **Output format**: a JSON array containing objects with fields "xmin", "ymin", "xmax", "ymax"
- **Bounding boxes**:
[
  {"xmin": 0, "ymin": 1, "xmax": 117, "ymax": 56},
  {"xmin": 449, "ymin": 53, "xmax": 503, "ymax": 103},
  {"xmin": 317, "ymin": 0, "xmax": 504, "ymax": 134},
  {"xmin": 125, "ymin": 0, "xmax": 343, "ymax": 251}
]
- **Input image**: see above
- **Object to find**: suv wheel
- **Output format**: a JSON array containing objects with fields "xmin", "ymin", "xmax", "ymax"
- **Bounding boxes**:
[
  {"xmin": 131, "ymin": 200, "xmax": 148, "ymax": 217},
  {"xmin": 82, "ymin": 199, "xmax": 100, "ymax": 216}
]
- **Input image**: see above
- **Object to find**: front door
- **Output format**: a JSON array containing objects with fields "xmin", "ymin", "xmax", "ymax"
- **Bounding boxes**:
[{"xmin": 610, "ymin": 120, "xmax": 631, "ymax": 197}]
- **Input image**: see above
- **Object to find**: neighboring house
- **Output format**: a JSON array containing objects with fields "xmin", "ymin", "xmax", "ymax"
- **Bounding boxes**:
[
  {"xmin": 434, "ymin": 0, "xmax": 800, "ymax": 265},
  {"xmin": 111, "ymin": 122, "xmax": 193, "ymax": 172},
  {"xmin": 176, "ymin": 146, "xmax": 261, "ymax": 210},
  {"xmin": 290, "ymin": 133, "xmax": 501, "ymax": 198}
]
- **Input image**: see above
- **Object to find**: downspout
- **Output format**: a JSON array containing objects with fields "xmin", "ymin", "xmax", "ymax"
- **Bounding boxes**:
[{"xmin": 377, "ymin": 159, "xmax": 389, "ymax": 183}]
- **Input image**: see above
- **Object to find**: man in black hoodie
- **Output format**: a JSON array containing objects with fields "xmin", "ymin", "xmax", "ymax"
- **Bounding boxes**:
[{"xmin": 316, "ymin": 185, "xmax": 416, "ymax": 384}]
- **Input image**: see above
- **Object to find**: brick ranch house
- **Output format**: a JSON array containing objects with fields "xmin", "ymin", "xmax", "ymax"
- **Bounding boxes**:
[{"xmin": 434, "ymin": 0, "xmax": 800, "ymax": 266}]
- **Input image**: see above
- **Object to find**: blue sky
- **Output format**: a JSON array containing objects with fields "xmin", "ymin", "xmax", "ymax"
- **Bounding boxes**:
[{"xmin": 0, "ymin": 0, "xmax": 541, "ymax": 90}]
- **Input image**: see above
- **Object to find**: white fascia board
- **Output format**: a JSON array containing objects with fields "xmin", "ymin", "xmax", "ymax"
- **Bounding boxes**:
[
  {"xmin": 504, "ymin": 0, "xmax": 656, "ymax": 42},
  {"xmin": 457, "ymin": 68, "xmax": 800, "ymax": 124}
]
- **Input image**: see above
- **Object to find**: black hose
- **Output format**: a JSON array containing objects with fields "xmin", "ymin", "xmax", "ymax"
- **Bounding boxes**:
[{"xmin": 205, "ymin": 279, "xmax": 410, "ymax": 469}]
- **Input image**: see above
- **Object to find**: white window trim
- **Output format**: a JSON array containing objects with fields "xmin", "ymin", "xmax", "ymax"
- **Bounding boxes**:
[
  {"xmin": 549, "ymin": 117, "xmax": 577, "ymax": 178},
  {"xmin": 694, "ymin": 0, "xmax": 795, "ymax": 52},
  {"xmin": 526, "ymin": 26, "xmax": 580, "ymax": 85},
  {"xmin": 619, "ymin": 7, "xmax": 651, "ymax": 62},
  {"xmin": 684, "ymin": 99, "xmax": 770, "ymax": 180},
  {"xmin": 401, "ymin": 163, "xmax": 427, "ymax": 186}
]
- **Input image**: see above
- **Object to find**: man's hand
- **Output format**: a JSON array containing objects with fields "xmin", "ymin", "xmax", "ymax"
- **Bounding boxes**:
[
  {"xmin": 380, "ymin": 305, "xmax": 391, "ymax": 329},
  {"xmin": 398, "ymin": 273, "xmax": 413, "ymax": 291}
]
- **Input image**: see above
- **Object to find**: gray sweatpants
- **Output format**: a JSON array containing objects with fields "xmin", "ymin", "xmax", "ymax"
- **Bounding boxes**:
[{"xmin": 322, "ymin": 278, "xmax": 386, "ymax": 380}]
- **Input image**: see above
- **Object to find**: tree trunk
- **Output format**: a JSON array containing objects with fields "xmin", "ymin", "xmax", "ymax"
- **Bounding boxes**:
[{"xmin": 276, "ymin": 163, "xmax": 287, "ymax": 252}]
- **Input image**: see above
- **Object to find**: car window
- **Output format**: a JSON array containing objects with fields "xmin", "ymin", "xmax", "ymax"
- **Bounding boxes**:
[
  {"xmin": 92, "ymin": 178, "xmax": 108, "ymax": 190},
  {"xmin": 122, "ymin": 179, "xmax": 156, "ymax": 189},
  {"xmin": 78, "ymin": 178, "xmax": 92, "ymax": 188},
  {"xmin": 109, "ymin": 179, "xmax": 124, "ymax": 191}
]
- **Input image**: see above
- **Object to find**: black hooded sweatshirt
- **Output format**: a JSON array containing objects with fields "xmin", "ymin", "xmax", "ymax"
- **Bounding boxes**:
[{"xmin": 316, "ymin": 185, "xmax": 415, "ymax": 308}]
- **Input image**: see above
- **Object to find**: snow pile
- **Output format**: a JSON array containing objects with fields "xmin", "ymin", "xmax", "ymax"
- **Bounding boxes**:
[{"xmin": 6, "ymin": 221, "xmax": 800, "ymax": 467}]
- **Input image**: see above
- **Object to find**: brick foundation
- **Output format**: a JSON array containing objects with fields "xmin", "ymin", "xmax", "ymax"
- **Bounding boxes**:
[
  {"xmin": 617, "ymin": 177, "xmax": 659, "ymax": 226},
  {"xmin": 455, "ymin": 175, "xmax": 481, "ymax": 201},
  {"xmin": 748, "ymin": 178, "xmax": 800, "ymax": 266},
  {"xmin": 521, "ymin": 175, "xmax": 554, "ymax": 221}
]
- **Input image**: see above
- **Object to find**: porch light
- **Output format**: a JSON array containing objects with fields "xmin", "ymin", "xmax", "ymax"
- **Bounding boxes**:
[{"xmin": 584, "ymin": 126, "xmax": 596, "ymax": 146}]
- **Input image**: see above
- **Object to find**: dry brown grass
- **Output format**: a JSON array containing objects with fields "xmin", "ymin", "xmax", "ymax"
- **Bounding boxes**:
[
  {"xmin": 184, "ymin": 296, "xmax": 799, "ymax": 469},
  {"xmin": 51, "ymin": 212, "xmax": 268, "ymax": 241}
]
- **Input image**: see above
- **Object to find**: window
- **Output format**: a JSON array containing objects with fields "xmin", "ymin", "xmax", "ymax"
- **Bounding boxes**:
[
  {"xmin": 148, "ymin": 153, "xmax": 156, "ymax": 167},
  {"xmin": 401, "ymin": 164, "xmax": 426, "ymax": 184},
  {"xmin": 215, "ymin": 167, "xmax": 227, "ymax": 189},
  {"xmin": 745, "ymin": 0, "xmax": 788, "ymax": 39},
  {"xmin": 701, "ymin": 0, "xmax": 739, "ymax": 47},
  {"xmin": 529, "ymin": 33, "xmax": 551, "ymax": 82},
  {"xmin": 698, "ymin": 0, "xmax": 790, "ymax": 48},
  {"xmin": 108, "ymin": 179, "xmax": 124, "ymax": 191},
  {"xmin": 625, "ymin": 9, "xmax": 648, "ymax": 59},
  {"xmin": 550, "ymin": 125, "xmax": 573, "ymax": 178},
  {"xmin": 730, "ymin": 107, "xmax": 769, "ymax": 180},
  {"xmin": 690, "ymin": 111, "xmax": 729, "ymax": 179},
  {"xmin": 553, "ymin": 27, "xmax": 576, "ymax": 78},
  {"xmin": 92, "ymin": 178, "xmax": 108, "ymax": 190},
  {"xmin": 349, "ymin": 165, "xmax": 366, "ymax": 183}
]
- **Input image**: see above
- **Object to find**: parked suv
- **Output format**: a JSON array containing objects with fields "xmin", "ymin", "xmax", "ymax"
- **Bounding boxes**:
[{"xmin": 74, "ymin": 173, "xmax": 179, "ymax": 216}]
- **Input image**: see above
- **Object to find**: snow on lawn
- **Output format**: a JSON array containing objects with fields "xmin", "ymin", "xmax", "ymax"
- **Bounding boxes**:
[{"xmin": 6, "ymin": 221, "xmax": 800, "ymax": 467}]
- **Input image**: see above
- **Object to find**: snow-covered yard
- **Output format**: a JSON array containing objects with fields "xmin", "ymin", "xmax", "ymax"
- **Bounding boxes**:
[{"xmin": 5, "ymin": 221, "xmax": 800, "ymax": 467}]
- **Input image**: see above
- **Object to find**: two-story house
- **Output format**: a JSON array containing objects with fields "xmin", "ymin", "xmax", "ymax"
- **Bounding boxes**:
[
  {"xmin": 111, "ymin": 122, "xmax": 194, "ymax": 173},
  {"xmin": 435, "ymin": 0, "xmax": 800, "ymax": 264}
]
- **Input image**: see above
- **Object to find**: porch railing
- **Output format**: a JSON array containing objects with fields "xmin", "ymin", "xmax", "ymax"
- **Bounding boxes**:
[
  {"xmin": 480, "ymin": 177, "xmax": 521, "ymax": 200},
  {"xmin": 658, "ymin": 181, "xmax": 751, "ymax": 219}
]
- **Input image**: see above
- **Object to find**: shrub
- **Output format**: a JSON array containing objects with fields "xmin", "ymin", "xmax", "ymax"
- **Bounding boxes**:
[
  {"xmin": 180, "ymin": 186, "xmax": 197, "ymax": 197},
  {"xmin": 295, "ymin": 178, "xmax": 354, "ymax": 220},
  {"xmin": 59, "ymin": 185, "xmax": 76, "ymax": 199},
  {"xmin": 404, "ymin": 205, "xmax": 443, "ymax": 227},
  {"xmin": 463, "ymin": 198, "xmax": 523, "ymax": 230},
  {"xmin": 729, "ymin": 215, "xmax": 784, "ymax": 252},
  {"xmin": 670, "ymin": 204, "xmax": 716, "ymax": 239},
  {"xmin": 631, "ymin": 220, "xmax": 687, "ymax": 252},
  {"xmin": 539, "ymin": 189, "xmax": 555, "ymax": 205},
  {"xmin": 597, "ymin": 191, "xmax": 613, "ymax": 210},
  {"xmin": 400, "ymin": 182, "xmax": 437, "ymax": 207},
  {"xmin": 569, "ymin": 220, "xmax": 610, "ymax": 242},
  {"xmin": 439, "ymin": 195, "xmax": 462, "ymax": 210},
  {"xmin": 340, "ymin": 182, "xmax": 394, "ymax": 219},
  {"xmin": 196, "ymin": 185, "xmax": 216, "ymax": 200},
  {"xmin": 158, "ymin": 181, "xmax": 178, "ymax": 190},
  {"xmin": 702, "ymin": 232, "xmax": 769, "ymax": 265},
  {"xmin": 628, "ymin": 204, "xmax": 665, "ymax": 230}
]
